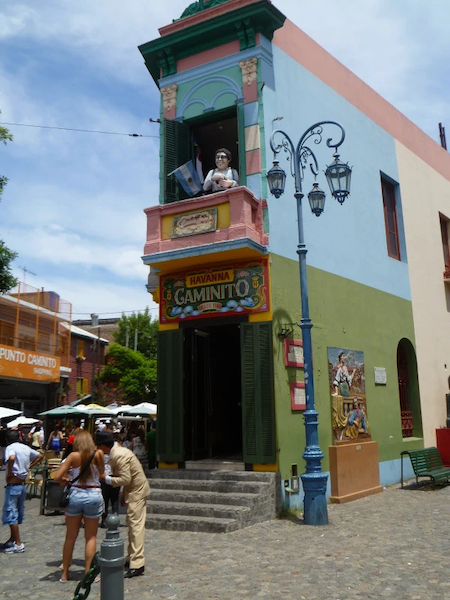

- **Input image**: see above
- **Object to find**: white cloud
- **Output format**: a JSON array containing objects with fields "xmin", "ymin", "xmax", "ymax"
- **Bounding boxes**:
[
  {"xmin": 278, "ymin": 0, "xmax": 450, "ymax": 140},
  {"xmin": 4, "ymin": 222, "xmax": 148, "ymax": 279},
  {"xmin": 1, "ymin": 0, "xmax": 449, "ymax": 315},
  {"xmin": 0, "ymin": 1, "xmax": 190, "ymax": 85},
  {"xmin": 31, "ymin": 273, "xmax": 159, "ymax": 318}
]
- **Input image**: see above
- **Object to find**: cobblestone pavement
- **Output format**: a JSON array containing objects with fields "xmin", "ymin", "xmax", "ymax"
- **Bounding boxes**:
[{"xmin": 1, "ymin": 471, "xmax": 449, "ymax": 600}]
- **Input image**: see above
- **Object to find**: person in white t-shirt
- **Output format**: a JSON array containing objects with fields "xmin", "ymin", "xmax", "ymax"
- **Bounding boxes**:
[{"xmin": 2, "ymin": 431, "xmax": 43, "ymax": 553}]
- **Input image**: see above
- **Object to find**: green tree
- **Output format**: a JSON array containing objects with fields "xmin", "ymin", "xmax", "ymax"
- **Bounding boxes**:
[
  {"xmin": 0, "ymin": 117, "xmax": 18, "ymax": 293},
  {"xmin": 0, "ymin": 241, "xmax": 18, "ymax": 294},
  {"xmin": 113, "ymin": 308, "xmax": 158, "ymax": 359},
  {"xmin": 0, "ymin": 117, "xmax": 13, "ymax": 195},
  {"xmin": 98, "ymin": 343, "xmax": 157, "ymax": 404}
]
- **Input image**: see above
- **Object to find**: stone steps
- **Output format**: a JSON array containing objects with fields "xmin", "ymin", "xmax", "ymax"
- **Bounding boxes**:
[
  {"xmin": 185, "ymin": 460, "xmax": 245, "ymax": 471},
  {"xmin": 146, "ymin": 469, "xmax": 281, "ymax": 533},
  {"xmin": 148, "ymin": 500, "xmax": 251, "ymax": 521},
  {"xmin": 146, "ymin": 513, "xmax": 240, "ymax": 533},
  {"xmin": 149, "ymin": 488, "xmax": 259, "ymax": 507},
  {"xmin": 150, "ymin": 478, "xmax": 270, "ymax": 494},
  {"xmin": 148, "ymin": 469, "xmax": 275, "ymax": 482}
]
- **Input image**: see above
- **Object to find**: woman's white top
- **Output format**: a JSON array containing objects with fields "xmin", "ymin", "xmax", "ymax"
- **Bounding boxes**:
[{"xmin": 203, "ymin": 167, "xmax": 239, "ymax": 193}]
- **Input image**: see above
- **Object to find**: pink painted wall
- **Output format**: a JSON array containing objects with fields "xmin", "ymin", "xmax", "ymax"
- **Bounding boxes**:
[
  {"xmin": 178, "ymin": 41, "xmax": 241, "ymax": 73},
  {"xmin": 273, "ymin": 20, "xmax": 450, "ymax": 184},
  {"xmin": 246, "ymin": 149, "xmax": 261, "ymax": 175},
  {"xmin": 143, "ymin": 186, "xmax": 268, "ymax": 257}
]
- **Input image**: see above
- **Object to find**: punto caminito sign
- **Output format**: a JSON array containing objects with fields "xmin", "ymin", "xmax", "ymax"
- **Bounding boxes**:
[
  {"xmin": 0, "ymin": 344, "xmax": 61, "ymax": 382},
  {"xmin": 161, "ymin": 260, "xmax": 269, "ymax": 322}
]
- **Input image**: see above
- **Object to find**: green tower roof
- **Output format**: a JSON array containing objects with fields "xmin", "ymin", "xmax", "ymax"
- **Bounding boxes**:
[
  {"xmin": 138, "ymin": 0, "xmax": 286, "ymax": 84},
  {"xmin": 180, "ymin": 0, "xmax": 232, "ymax": 21}
]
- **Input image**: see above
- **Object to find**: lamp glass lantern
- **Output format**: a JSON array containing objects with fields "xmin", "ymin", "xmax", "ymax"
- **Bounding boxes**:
[
  {"xmin": 267, "ymin": 161, "xmax": 287, "ymax": 198},
  {"xmin": 307, "ymin": 182, "xmax": 326, "ymax": 217},
  {"xmin": 325, "ymin": 154, "xmax": 352, "ymax": 204}
]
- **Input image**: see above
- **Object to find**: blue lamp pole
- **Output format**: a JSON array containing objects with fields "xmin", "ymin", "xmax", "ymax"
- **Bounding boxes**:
[{"xmin": 267, "ymin": 122, "xmax": 352, "ymax": 526}]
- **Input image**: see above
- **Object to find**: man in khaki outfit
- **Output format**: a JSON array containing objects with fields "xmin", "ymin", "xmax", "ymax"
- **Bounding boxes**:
[{"xmin": 97, "ymin": 432, "xmax": 150, "ymax": 579}]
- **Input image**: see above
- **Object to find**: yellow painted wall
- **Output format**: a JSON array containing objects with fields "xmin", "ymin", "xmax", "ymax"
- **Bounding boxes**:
[
  {"xmin": 396, "ymin": 141, "xmax": 450, "ymax": 445},
  {"xmin": 161, "ymin": 203, "xmax": 230, "ymax": 240}
]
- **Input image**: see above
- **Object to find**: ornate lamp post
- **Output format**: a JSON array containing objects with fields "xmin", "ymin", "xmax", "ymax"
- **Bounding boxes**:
[{"xmin": 267, "ymin": 122, "xmax": 352, "ymax": 526}]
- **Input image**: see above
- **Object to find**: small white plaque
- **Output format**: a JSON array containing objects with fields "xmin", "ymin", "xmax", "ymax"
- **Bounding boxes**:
[
  {"xmin": 374, "ymin": 367, "xmax": 387, "ymax": 385},
  {"xmin": 288, "ymin": 345, "xmax": 304, "ymax": 364},
  {"xmin": 294, "ymin": 386, "xmax": 306, "ymax": 406}
]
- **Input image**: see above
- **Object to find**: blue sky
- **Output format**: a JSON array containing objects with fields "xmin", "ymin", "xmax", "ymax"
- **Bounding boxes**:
[{"xmin": 1, "ymin": 0, "xmax": 449, "ymax": 320}]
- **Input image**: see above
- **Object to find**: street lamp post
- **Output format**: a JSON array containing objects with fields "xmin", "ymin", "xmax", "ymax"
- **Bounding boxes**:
[{"xmin": 267, "ymin": 121, "xmax": 352, "ymax": 526}]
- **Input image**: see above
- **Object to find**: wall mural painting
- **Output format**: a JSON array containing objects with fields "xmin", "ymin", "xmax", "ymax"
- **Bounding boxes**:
[{"xmin": 328, "ymin": 347, "xmax": 371, "ymax": 444}]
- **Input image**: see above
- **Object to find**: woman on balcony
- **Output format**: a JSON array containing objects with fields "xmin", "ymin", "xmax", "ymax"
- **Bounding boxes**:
[{"xmin": 203, "ymin": 148, "xmax": 239, "ymax": 193}]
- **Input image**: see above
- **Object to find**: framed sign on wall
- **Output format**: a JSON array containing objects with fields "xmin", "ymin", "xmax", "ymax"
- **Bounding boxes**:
[
  {"xmin": 284, "ymin": 339, "xmax": 304, "ymax": 368},
  {"xmin": 290, "ymin": 381, "xmax": 306, "ymax": 411}
]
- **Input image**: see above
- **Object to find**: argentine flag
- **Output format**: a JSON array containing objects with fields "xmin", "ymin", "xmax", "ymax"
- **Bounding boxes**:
[{"xmin": 170, "ymin": 160, "xmax": 202, "ymax": 197}]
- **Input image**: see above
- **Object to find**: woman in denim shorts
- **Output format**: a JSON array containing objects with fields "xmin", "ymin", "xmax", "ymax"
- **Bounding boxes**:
[{"xmin": 54, "ymin": 430, "xmax": 105, "ymax": 583}]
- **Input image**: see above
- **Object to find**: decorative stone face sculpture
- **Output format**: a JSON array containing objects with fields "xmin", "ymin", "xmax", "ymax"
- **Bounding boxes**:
[{"xmin": 203, "ymin": 148, "xmax": 240, "ymax": 193}]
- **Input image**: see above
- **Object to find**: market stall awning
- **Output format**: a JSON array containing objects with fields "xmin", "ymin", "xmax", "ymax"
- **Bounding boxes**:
[
  {"xmin": 77, "ymin": 404, "xmax": 115, "ymax": 417},
  {"xmin": 7, "ymin": 416, "xmax": 39, "ymax": 428},
  {"xmin": 38, "ymin": 406, "xmax": 86, "ymax": 418},
  {"xmin": 117, "ymin": 402, "xmax": 157, "ymax": 417},
  {"xmin": 0, "ymin": 407, "xmax": 22, "ymax": 420}
]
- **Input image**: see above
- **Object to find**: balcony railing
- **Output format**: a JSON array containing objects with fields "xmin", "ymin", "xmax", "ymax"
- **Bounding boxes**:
[{"xmin": 143, "ymin": 186, "xmax": 268, "ymax": 259}]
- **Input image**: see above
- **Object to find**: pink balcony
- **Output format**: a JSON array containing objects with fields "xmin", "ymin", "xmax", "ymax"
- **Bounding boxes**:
[{"xmin": 143, "ymin": 186, "xmax": 268, "ymax": 260}]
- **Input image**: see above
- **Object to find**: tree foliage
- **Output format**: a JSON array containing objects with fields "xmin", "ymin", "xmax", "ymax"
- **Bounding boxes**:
[
  {"xmin": 0, "ymin": 114, "xmax": 13, "ymax": 196},
  {"xmin": 0, "ymin": 241, "xmax": 18, "ymax": 294},
  {"xmin": 0, "ymin": 117, "xmax": 18, "ymax": 293},
  {"xmin": 113, "ymin": 307, "xmax": 158, "ymax": 359},
  {"xmin": 98, "ymin": 343, "xmax": 157, "ymax": 404}
]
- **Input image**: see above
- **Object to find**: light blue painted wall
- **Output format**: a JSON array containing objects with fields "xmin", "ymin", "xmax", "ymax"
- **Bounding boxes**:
[
  {"xmin": 262, "ymin": 45, "xmax": 411, "ymax": 301},
  {"xmin": 380, "ymin": 456, "xmax": 414, "ymax": 487},
  {"xmin": 244, "ymin": 102, "xmax": 259, "ymax": 126},
  {"xmin": 246, "ymin": 174, "xmax": 262, "ymax": 198},
  {"xmin": 280, "ymin": 459, "xmax": 414, "ymax": 509}
]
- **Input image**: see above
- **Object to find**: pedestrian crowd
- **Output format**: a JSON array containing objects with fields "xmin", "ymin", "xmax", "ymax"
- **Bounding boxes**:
[{"xmin": 0, "ymin": 415, "xmax": 156, "ymax": 581}]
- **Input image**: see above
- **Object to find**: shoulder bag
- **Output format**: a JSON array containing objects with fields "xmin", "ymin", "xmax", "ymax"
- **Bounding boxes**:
[{"xmin": 59, "ymin": 450, "xmax": 97, "ymax": 508}]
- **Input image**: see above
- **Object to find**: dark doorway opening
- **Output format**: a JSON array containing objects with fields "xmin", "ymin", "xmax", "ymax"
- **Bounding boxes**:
[
  {"xmin": 184, "ymin": 321, "xmax": 242, "ymax": 461},
  {"xmin": 397, "ymin": 342, "xmax": 413, "ymax": 438},
  {"xmin": 191, "ymin": 111, "xmax": 239, "ymax": 181}
]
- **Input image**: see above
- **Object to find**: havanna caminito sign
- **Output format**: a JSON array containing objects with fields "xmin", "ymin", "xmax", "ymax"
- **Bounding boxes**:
[{"xmin": 160, "ymin": 260, "xmax": 269, "ymax": 322}]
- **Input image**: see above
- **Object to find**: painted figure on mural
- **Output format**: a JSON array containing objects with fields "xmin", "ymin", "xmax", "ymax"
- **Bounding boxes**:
[
  {"xmin": 203, "ymin": 148, "xmax": 240, "ymax": 193},
  {"xmin": 346, "ymin": 398, "xmax": 369, "ymax": 438},
  {"xmin": 332, "ymin": 351, "xmax": 353, "ymax": 397},
  {"xmin": 328, "ymin": 346, "xmax": 371, "ymax": 443}
]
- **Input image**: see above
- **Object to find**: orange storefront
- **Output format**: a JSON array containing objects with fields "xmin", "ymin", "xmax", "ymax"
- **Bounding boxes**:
[{"xmin": 0, "ymin": 344, "xmax": 61, "ymax": 383}]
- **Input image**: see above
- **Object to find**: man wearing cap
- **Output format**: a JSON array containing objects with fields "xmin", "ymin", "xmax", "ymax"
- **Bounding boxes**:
[{"xmin": 96, "ymin": 431, "xmax": 150, "ymax": 578}]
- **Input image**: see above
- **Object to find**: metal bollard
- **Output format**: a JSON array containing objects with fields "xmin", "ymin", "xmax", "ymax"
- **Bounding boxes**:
[{"xmin": 98, "ymin": 515, "xmax": 124, "ymax": 600}]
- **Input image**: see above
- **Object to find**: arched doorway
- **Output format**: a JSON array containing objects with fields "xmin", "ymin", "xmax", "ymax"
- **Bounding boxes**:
[{"xmin": 397, "ymin": 339, "xmax": 422, "ymax": 438}]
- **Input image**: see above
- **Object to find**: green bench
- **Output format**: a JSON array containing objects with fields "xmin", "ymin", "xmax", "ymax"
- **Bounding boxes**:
[{"xmin": 401, "ymin": 447, "xmax": 450, "ymax": 488}]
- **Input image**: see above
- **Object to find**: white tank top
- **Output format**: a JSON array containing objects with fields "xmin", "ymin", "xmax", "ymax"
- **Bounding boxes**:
[{"xmin": 71, "ymin": 459, "xmax": 100, "ymax": 487}]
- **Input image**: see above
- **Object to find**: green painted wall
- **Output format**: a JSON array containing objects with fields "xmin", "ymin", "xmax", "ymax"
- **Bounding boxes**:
[
  {"xmin": 178, "ymin": 66, "xmax": 242, "ymax": 121},
  {"xmin": 270, "ymin": 253, "xmax": 423, "ymax": 480}
]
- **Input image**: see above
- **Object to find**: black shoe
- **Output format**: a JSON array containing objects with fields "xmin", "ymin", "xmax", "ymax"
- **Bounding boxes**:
[{"xmin": 124, "ymin": 567, "xmax": 144, "ymax": 579}]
